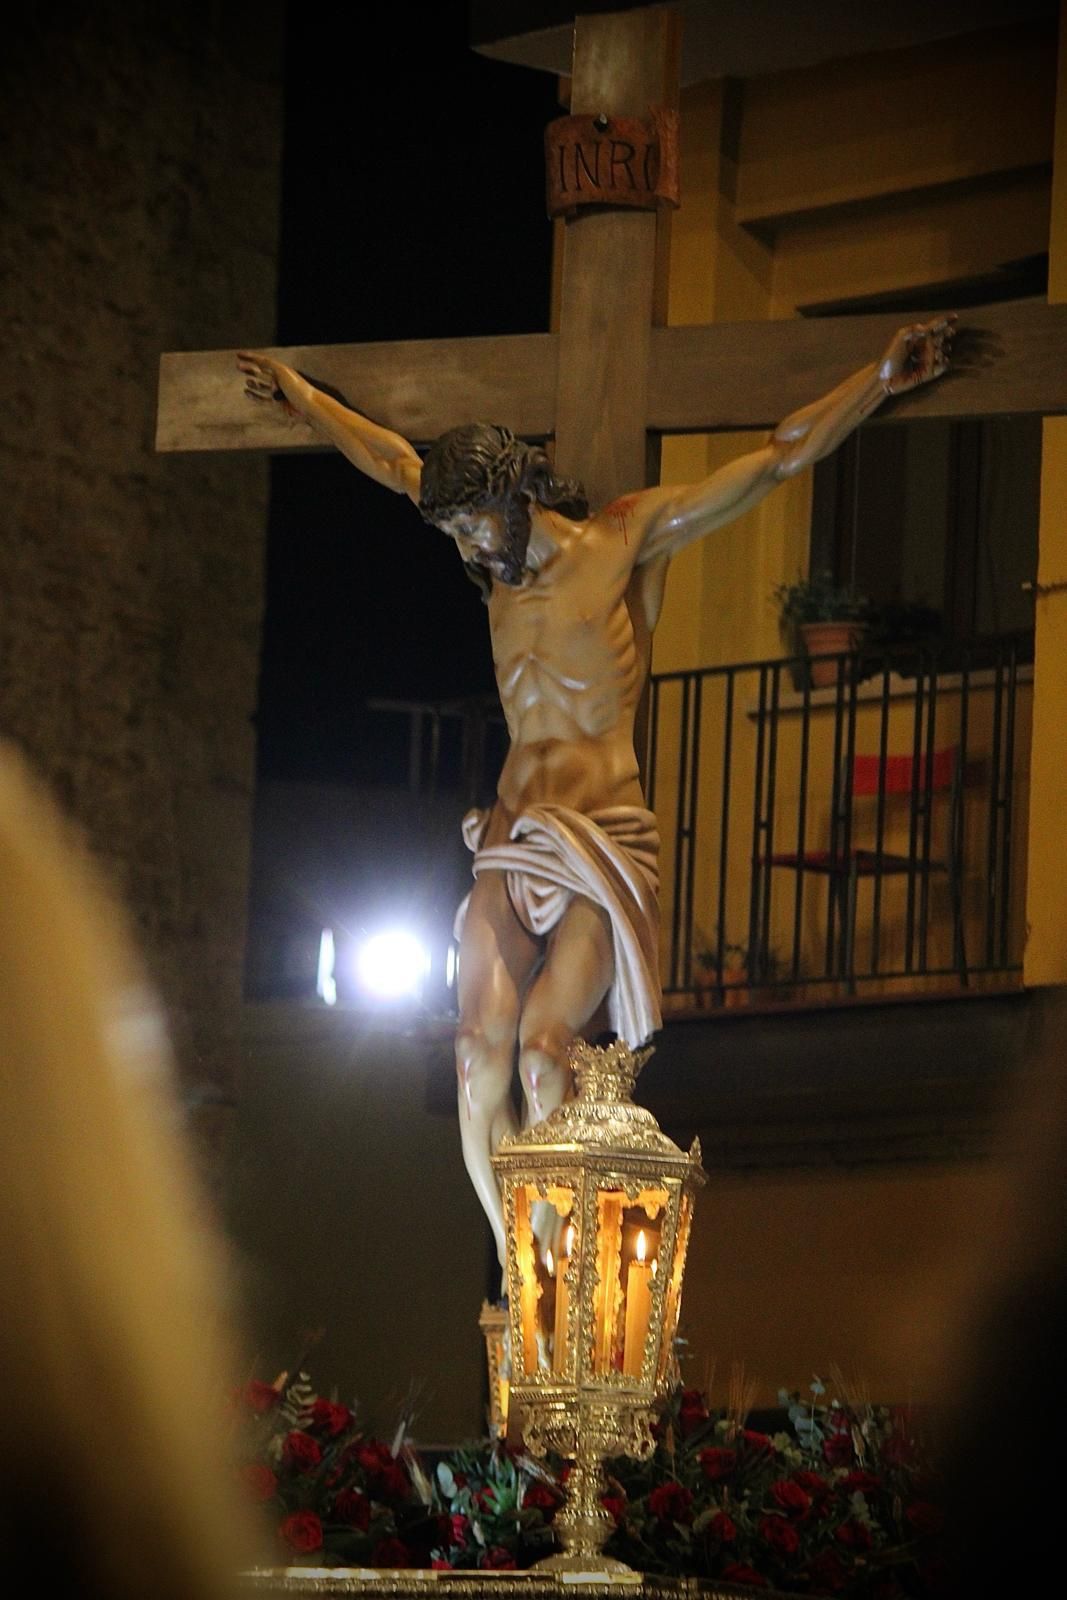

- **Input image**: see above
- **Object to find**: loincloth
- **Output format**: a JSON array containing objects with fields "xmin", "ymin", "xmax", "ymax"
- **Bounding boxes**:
[{"xmin": 454, "ymin": 804, "xmax": 662, "ymax": 1047}]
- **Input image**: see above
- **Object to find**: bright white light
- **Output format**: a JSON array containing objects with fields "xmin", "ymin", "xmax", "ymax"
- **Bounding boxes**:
[
  {"xmin": 316, "ymin": 929, "xmax": 337, "ymax": 1007},
  {"xmin": 445, "ymin": 943, "xmax": 458, "ymax": 988},
  {"xmin": 355, "ymin": 929, "xmax": 430, "ymax": 1001}
]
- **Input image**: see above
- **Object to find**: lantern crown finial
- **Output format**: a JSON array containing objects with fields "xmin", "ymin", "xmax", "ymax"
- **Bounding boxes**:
[{"xmin": 570, "ymin": 1036, "xmax": 653, "ymax": 1104}]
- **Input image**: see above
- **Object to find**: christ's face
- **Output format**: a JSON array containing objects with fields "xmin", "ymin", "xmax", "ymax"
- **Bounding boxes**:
[{"xmin": 439, "ymin": 508, "xmax": 510, "ymax": 578}]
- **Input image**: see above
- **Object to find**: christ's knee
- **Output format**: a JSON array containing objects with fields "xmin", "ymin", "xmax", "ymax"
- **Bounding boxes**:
[
  {"xmin": 518, "ymin": 1023, "xmax": 572, "ymax": 1125},
  {"xmin": 455, "ymin": 1023, "xmax": 513, "ymax": 1130}
]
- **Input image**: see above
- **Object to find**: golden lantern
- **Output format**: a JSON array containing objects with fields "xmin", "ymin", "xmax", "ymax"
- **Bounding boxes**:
[
  {"xmin": 477, "ymin": 1298, "xmax": 509, "ymax": 1440},
  {"xmin": 491, "ymin": 1038, "xmax": 705, "ymax": 1574}
]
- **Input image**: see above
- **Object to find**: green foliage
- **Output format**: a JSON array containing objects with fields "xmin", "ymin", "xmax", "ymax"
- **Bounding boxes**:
[{"xmin": 773, "ymin": 572, "xmax": 871, "ymax": 625}]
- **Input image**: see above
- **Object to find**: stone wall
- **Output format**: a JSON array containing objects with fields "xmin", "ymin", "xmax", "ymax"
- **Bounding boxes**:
[{"xmin": 0, "ymin": 6, "xmax": 282, "ymax": 1114}]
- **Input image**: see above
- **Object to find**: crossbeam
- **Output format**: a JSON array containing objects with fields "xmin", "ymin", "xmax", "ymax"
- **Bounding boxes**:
[{"xmin": 156, "ymin": 297, "xmax": 1067, "ymax": 456}]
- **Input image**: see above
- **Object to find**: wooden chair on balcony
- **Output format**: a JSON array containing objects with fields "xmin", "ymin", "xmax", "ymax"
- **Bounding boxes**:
[{"xmin": 764, "ymin": 746, "xmax": 969, "ymax": 993}]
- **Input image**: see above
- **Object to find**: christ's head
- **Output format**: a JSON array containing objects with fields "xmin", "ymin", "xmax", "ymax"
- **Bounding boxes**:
[{"xmin": 418, "ymin": 423, "xmax": 588, "ymax": 596}]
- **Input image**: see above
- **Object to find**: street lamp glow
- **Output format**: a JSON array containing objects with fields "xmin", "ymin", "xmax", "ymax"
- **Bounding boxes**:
[{"xmin": 355, "ymin": 929, "xmax": 430, "ymax": 1001}]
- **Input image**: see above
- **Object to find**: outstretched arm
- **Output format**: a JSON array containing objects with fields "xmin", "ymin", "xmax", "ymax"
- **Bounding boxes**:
[
  {"xmin": 237, "ymin": 352, "xmax": 423, "ymax": 503},
  {"xmin": 634, "ymin": 317, "xmax": 954, "ymax": 564}
]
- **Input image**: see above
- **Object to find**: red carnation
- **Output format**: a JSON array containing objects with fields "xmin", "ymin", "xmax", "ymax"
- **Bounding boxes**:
[
  {"xmin": 240, "ymin": 1463, "xmax": 278, "ymax": 1503},
  {"xmin": 240, "ymin": 1379, "xmax": 280, "ymax": 1413},
  {"xmin": 772, "ymin": 1478, "xmax": 812, "ymax": 1517},
  {"xmin": 450, "ymin": 1513, "xmax": 470, "ymax": 1544},
  {"xmin": 482, "ymin": 1546, "xmax": 518, "ymax": 1569},
  {"xmin": 431, "ymin": 1559, "xmax": 451, "ymax": 1571},
  {"xmin": 795, "ymin": 1469, "xmax": 832, "ymax": 1499},
  {"xmin": 279, "ymin": 1511, "xmax": 323, "ymax": 1554},
  {"xmin": 334, "ymin": 1488, "xmax": 371, "ymax": 1530},
  {"xmin": 678, "ymin": 1388, "xmax": 709, "ymax": 1436},
  {"xmin": 648, "ymin": 1481, "xmax": 693, "ymax": 1523},
  {"xmin": 743, "ymin": 1429, "xmax": 774, "ymax": 1454},
  {"xmin": 282, "ymin": 1430, "xmax": 323, "ymax": 1472},
  {"xmin": 709, "ymin": 1510, "xmax": 737, "ymax": 1543},
  {"xmin": 823, "ymin": 1432, "xmax": 854, "ymax": 1468},
  {"xmin": 841, "ymin": 1469, "xmax": 882, "ymax": 1496},
  {"xmin": 310, "ymin": 1398, "xmax": 353, "ymax": 1437},
  {"xmin": 700, "ymin": 1446, "xmax": 737, "ymax": 1481},
  {"xmin": 835, "ymin": 1518, "xmax": 873, "ymax": 1551},
  {"xmin": 601, "ymin": 1494, "xmax": 626, "ymax": 1525},
  {"xmin": 475, "ymin": 1485, "xmax": 497, "ymax": 1512},
  {"xmin": 722, "ymin": 1563, "xmax": 767, "ymax": 1588},
  {"xmin": 759, "ymin": 1514, "xmax": 800, "ymax": 1556},
  {"xmin": 524, "ymin": 1482, "xmax": 557, "ymax": 1510},
  {"xmin": 905, "ymin": 1501, "xmax": 944, "ymax": 1537},
  {"xmin": 372, "ymin": 1537, "xmax": 411, "ymax": 1568},
  {"xmin": 378, "ymin": 1460, "xmax": 411, "ymax": 1500}
]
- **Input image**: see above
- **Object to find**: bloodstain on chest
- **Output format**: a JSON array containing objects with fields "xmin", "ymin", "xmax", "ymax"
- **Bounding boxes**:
[{"xmin": 603, "ymin": 493, "xmax": 641, "ymax": 543}]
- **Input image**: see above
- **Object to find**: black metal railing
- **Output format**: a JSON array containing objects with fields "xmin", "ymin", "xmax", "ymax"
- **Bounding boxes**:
[{"xmin": 646, "ymin": 641, "xmax": 1029, "ymax": 1005}]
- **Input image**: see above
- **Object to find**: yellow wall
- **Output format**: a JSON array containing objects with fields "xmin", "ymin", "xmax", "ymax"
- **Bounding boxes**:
[{"xmin": 1026, "ymin": 6, "xmax": 1067, "ymax": 984}]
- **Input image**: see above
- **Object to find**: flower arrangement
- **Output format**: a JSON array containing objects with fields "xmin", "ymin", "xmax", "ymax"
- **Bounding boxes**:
[
  {"xmin": 232, "ymin": 1373, "xmax": 434, "ymax": 1567},
  {"xmin": 236, "ymin": 1371, "xmax": 945, "ymax": 1595}
]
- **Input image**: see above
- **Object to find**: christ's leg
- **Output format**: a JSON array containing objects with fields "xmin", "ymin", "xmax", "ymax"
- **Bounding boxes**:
[
  {"xmin": 455, "ymin": 870, "xmax": 540, "ymax": 1271},
  {"xmin": 518, "ymin": 896, "xmax": 614, "ymax": 1260},
  {"xmin": 518, "ymin": 895, "xmax": 614, "ymax": 1123}
]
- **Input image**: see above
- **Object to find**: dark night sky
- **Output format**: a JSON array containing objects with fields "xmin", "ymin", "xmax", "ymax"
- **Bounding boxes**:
[{"xmin": 256, "ymin": 4, "xmax": 561, "ymax": 784}]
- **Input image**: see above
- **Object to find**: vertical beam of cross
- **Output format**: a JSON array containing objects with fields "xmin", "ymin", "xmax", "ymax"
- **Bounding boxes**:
[{"xmin": 552, "ymin": 7, "xmax": 681, "ymax": 510}]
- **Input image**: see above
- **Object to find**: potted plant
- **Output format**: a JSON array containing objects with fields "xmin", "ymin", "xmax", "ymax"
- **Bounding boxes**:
[
  {"xmin": 773, "ymin": 571, "xmax": 871, "ymax": 688},
  {"xmin": 693, "ymin": 939, "xmax": 749, "ymax": 1008}
]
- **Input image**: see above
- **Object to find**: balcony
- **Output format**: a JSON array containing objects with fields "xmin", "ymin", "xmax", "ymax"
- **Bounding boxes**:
[{"xmin": 647, "ymin": 640, "xmax": 1030, "ymax": 1015}]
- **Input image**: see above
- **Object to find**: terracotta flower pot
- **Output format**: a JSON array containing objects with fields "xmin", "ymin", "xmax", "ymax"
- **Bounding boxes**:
[{"xmin": 800, "ymin": 620, "xmax": 866, "ymax": 688}]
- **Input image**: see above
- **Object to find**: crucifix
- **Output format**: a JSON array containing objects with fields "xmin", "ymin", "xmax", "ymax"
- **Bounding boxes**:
[{"xmin": 156, "ymin": 5, "xmax": 1067, "ymax": 1264}]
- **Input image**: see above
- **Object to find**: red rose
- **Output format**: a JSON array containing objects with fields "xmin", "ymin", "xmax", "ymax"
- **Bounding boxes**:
[
  {"xmin": 905, "ymin": 1501, "xmax": 944, "ymax": 1537},
  {"xmin": 823, "ymin": 1432, "xmax": 854, "ymax": 1468},
  {"xmin": 743, "ymin": 1429, "xmax": 774, "ymax": 1454},
  {"xmin": 310, "ymin": 1398, "xmax": 353, "ymax": 1437},
  {"xmin": 759, "ymin": 1514, "xmax": 800, "ymax": 1556},
  {"xmin": 648, "ymin": 1482, "xmax": 693, "ymax": 1523},
  {"xmin": 282, "ymin": 1430, "xmax": 323, "ymax": 1472},
  {"xmin": 240, "ymin": 1463, "xmax": 278, "ymax": 1503},
  {"xmin": 841, "ymin": 1470, "xmax": 882, "ymax": 1496},
  {"xmin": 450, "ymin": 1513, "xmax": 470, "ymax": 1544},
  {"xmin": 709, "ymin": 1511, "xmax": 737, "ymax": 1543},
  {"xmin": 601, "ymin": 1494, "xmax": 626, "ymax": 1525},
  {"xmin": 771, "ymin": 1478, "xmax": 812, "ymax": 1517},
  {"xmin": 334, "ymin": 1488, "xmax": 371, "ymax": 1530},
  {"xmin": 431, "ymin": 1559, "xmax": 451, "ymax": 1571},
  {"xmin": 240, "ymin": 1379, "xmax": 280, "ymax": 1413},
  {"xmin": 279, "ymin": 1511, "xmax": 323, "ymax": 1554},
  {"xmin": 356, "ymin": 1440, "xmax": 393, "ymax": 1473},
  {"xmin": 834, "ymin": 1519, "xmax": 873, "ymax": 1551},
  {"xmin": 523, "ymin": 1482, "xmax": 557, "ymax": 1510},
  {"xmin": 475, "ymin": 1485, "xmax": 497, "ymax": 1512},
  {"xmin": 371, "ymin": 1537, "xmax": 410, "ymax": 1568},
  {"xmin": 722, "ymin": 1563, "xmax": 767, "ymax": 1588},
  {"xmin": 482, "ymin": 1546, "xmax": 517, "ymax": 1570},
  {"xmin": 700, "ymin": 1446, "xmax": 737, "ymax": 1481}
]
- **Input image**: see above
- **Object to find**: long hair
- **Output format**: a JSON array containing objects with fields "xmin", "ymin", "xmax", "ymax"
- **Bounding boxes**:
[
  {"xmin": 418, "ymin": 423, "xmax": 588, "ymax": 599},
  {"xmin": 0, "ymin": 747, "xmax": 259, "ymax": 1598}
]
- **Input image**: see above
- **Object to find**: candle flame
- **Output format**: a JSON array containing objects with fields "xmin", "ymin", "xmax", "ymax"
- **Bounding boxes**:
[
  {"xmin": 564, "ymin": 1225, "xmax": 575, "ymax": 1256},
  {"xmin": 546, "ymin": 1248, "xmax": 555, "ymax": 1275},
  {"xmin": 636, "ymin": 1230, "xmax": 647, "ymax": 1263}
]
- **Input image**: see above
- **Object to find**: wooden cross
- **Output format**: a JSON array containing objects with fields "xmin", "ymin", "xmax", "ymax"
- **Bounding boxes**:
[{"xmin": 157, "ymin": 6, "xmax": 1067, "ymax": 517}]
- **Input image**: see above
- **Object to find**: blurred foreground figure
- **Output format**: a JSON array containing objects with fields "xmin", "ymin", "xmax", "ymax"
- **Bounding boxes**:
[{"xmin": 0, "ymin": 748, "xmax": 259, "ymax": 1597}]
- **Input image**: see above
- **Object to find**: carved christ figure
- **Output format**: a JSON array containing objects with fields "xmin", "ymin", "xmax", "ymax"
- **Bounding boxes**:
[{"xmin": 239, "ymin": 318, "xmax": 953, "ymax": 1267}]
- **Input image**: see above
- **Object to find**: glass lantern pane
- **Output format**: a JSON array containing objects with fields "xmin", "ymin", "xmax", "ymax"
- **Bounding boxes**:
[
  {"xmin": 591, "ymin": 1187, "xmax": 669, "ymax": 1377},
  {"xmin": 515, "ymin": 1184, "xmax": 575, "ymax": 1377},
  {"xmin": 658, "ymin": 1191, "xmax": 694, "ymax": 1385}
]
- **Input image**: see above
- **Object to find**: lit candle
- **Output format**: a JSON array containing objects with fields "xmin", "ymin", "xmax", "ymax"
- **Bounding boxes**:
[
  {"xmin": 552, "ymin": 1227, "xmax": 573, "ymax": 1371},
  {"xmin": 623, "ymin": 1229, "xmax": 654, "ymax": 1377}
]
